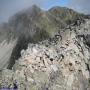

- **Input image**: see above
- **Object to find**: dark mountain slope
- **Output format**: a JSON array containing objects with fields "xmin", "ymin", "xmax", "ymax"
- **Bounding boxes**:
[
  {"xmin": 8, "ymin": 5, "xmax": 87, "ymax": 37},
  {"xmin": 48, "ymin": 6, "xmax": 84, "ymax": 24}
]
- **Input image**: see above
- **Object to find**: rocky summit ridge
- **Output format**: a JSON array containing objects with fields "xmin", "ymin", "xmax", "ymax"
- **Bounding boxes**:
[
  {"xmin": 0, "ymin": 5, "xmax": 87, "ymax": 70},
  {"xmin": 0, "ymin": 19, "xmax": 90, "ymax": 90}
]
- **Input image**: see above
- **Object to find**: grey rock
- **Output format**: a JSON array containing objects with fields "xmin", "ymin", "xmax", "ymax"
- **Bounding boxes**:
[{"xmin": 0, "ymin": 19, "xmax": 90, "ymax": 90}]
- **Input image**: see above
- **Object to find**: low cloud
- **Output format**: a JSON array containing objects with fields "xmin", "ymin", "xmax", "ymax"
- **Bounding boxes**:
[
  {"xmin": 0, "ymin": 0, "xmax": 90, "ymax": 23},
  {"xmin": 0, "ymin": 0, "xmax": 60, "ymax": 23},
  {"xmin": 68, "ymin": 0, "xmax": 90, "ymax": 14}
]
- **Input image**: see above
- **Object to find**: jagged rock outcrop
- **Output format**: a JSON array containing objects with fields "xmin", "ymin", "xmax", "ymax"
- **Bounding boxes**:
[
  {"xmin": 0, "ymin": 19, "xmax": 90, "ymax": 90},
  {"xmin": 0, "ymin": 5, "xmax": 89, "ymax": 70}
]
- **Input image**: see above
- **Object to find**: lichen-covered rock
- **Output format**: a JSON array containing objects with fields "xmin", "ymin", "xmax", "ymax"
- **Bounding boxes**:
[{"xmin": 0, "ymin": 19, "xmax": 90, "ymax": 90}]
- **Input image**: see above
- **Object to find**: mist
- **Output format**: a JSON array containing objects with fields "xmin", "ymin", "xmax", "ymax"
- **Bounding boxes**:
[
  {"xmin": 0, "ymin": 0, "xmax": 90, "ymax": 23},
  {"xmin": 68, "ymin": 0, "xmax": 90, "ymax": 14},
  {"xmin": 0, "ymin": 0, "xmax": 44, "ymax": 23}
]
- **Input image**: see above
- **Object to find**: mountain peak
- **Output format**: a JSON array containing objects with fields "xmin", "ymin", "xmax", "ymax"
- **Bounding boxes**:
[
  {"xmin": 30, "ymin": 4, "xmax": 42, "ymax": 12},
  {"xmin": 31, "ymin": 4, "xmax": 40, "ymax": 9}
]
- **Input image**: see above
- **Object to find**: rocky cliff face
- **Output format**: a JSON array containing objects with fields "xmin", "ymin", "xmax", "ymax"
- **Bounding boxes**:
[
  {"xmin": 0, "ymin": 5, "xmax": 85, "ymax": 69},
  {"xmin": 0, "ymin": 5, "xmax": 88, "ymax": 70},
  {"xmin": 0, "ymin": 19, "xmax": 90, "ymax": 90}
]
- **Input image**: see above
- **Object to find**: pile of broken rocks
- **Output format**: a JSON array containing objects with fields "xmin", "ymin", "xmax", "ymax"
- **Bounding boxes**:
[{"xmin": 0, "ymin": 19, "xmax": 90, "ymax": 90}]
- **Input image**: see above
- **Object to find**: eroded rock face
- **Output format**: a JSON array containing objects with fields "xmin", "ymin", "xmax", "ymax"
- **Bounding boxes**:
[{"xmin": 0, "ymin": 19, "xmax": 90, "ymax": 90}]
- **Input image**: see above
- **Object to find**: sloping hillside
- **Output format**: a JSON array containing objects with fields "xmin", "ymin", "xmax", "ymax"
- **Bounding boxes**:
[
  {"xmin": 0, "ymin": 19, "xmax": 90, "ymax": 90},
  {"xmin": 9, "ymin": 5, "xmax": 86, "ymax": 36},
  {"xmin": 0, "ymin": 40, "xmax": 16, "ymax": 69},
  {"xmin": 0, "ymin": 5, "xmax": 89, "ymax": 70}
]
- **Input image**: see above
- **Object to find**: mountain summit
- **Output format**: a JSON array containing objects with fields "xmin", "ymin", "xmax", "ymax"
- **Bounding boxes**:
[{"xmin": 8, "ymin": 5, "xmax": 87, "ymax": 37}]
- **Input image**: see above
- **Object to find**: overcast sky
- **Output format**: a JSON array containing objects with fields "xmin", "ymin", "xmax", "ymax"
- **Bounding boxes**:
[{"xmin": 0, "ymin": 0, "xmax": 90, "ymax": 23}]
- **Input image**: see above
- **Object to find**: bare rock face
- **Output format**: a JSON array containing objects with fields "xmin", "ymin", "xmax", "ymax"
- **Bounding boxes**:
[
  {"xmin": 0, "ymin": 40, "xmax": 17, "ymax": 70},
  {"xmin": 0, "ymin": 19, "xmax": 90, "ymax": 90}
]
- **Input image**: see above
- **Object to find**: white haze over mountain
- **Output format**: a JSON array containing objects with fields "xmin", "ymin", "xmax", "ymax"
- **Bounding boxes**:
[
  {"xmin": 0, "ymin": 0, "xmax": 90, "ymax": 23},
  {"xmin": 68, "ymin": 0, "xmax": 90, "ymax": 14},
  {"xmin": 0, "ymin": 0, "xmax": 46, "ymax": 23}
]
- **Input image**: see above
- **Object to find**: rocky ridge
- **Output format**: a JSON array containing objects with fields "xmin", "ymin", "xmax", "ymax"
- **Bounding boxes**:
[
  {"xmin": 0, "ymin": 19, "xmax": 90, "ymax": 90},
  {"xmin": 0, "ymin": 5, "xmax": 89, "ymax": 70}
]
